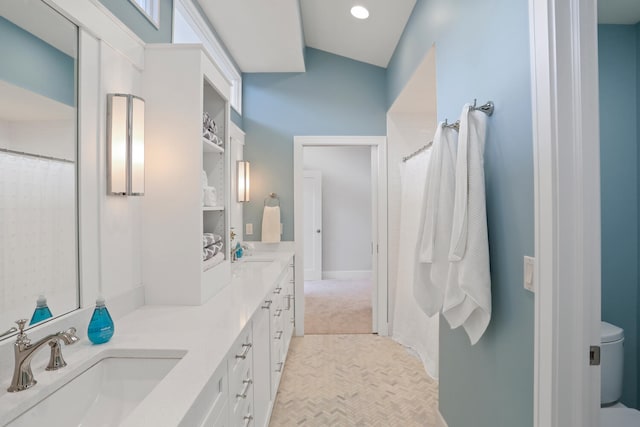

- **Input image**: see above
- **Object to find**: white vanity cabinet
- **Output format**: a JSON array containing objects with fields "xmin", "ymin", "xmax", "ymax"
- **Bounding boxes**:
[
  {"xmin": 252, "ymin": 298, "xmax": 273, "ymax": 427},
  {"xmin": 142, "ymin": 44, "xmax": 232, "ymax": 306},
  {"xmin": 227, "ymin": 323, "xmax": 254, "ymax": 427},
  {"xmin": 180, "ymin": 254, "xmax": 295, "ymax": 427},
  {"xmin": 269, "ymin": 264, "xmax": 295, "ymax": 399}
]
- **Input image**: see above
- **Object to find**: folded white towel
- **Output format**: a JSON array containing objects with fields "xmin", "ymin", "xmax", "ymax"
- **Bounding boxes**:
[
  {"xmin": 262, "ymin": 206, "xmax": 281, "ymax": 243},
  {"xmin": 203, "ymin": 186, "xmax": 217, "ymax": 207},
  {"xmin": 442, "ymin": 104, "xmax": 491, "ymax": 345},
  {"xmin": 413, "ymin": 124, "xmax": 458, "ymax": 317}
]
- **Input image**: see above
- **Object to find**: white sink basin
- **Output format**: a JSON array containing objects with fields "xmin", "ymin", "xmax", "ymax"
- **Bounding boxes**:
[{"xmin": 7, "ymin": 353, "xmax": 182, "ymax": 426}]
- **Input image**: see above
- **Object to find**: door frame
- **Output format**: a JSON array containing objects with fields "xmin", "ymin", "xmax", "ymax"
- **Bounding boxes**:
[
  {"xmin": 529, "ymin": 0, "xmax": 601, "ymax": 425},
  {"xmin": 293, "ymin": 136, "xmax": 388, "ymax": 336},
  {"xmin": 303, "ymin": 170, "xmax": 323, "ymax": 281}
]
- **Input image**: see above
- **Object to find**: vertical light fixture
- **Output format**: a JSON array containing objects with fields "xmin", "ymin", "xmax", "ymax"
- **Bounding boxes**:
[
  {"xmin": 107, "ymin": 94, "xmax": 145, "ymax": 196},
  {"xmin": 237, "ymin": 160, "xmax": 250, "ymax": 202}
]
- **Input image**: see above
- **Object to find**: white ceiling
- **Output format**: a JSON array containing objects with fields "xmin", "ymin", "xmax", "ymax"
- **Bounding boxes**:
[
  {"xmin": 0, "ymin": 81, "xmax": 74, "ymax": 122},
  {"xmin": 598, "ymin": 0, "xmax": 640, "ymax": 24},
  {"xmin": 301, "ymin": 0, "xmax": 416, "ymax": 68},
  {"xmin": 196, "ymin": 0, "xmax": 416, "ymax": 72},
  {"xmin": 196, "ymin": 0, "xmax": 306, "ymax": 72}
]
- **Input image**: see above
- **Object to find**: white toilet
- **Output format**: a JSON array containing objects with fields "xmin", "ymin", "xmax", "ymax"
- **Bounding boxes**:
[{"xmin": 600, "ymin": 321, "xmax": 640, "ymax": 426}]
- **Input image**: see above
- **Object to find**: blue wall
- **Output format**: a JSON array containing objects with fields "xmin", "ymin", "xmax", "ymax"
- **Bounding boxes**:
[
  {"xmin": 242, "ymin": 48, "xmax": 387, "ymax": 241},
  {"xmin": 388, "ymin": 1, "xmax": 534, "ymax": 426},
  {"xmin": 98, "ymin": 0, "xmax": 173, "ymax": 43},
  {"xmin": 0, "ymin": 17, "xmax": 75, "ymax": 106},
  {"xmin": 598, "ymin": 24, "xmax": 639, "ymax": 409},
  {"xmin": 231, "ymin": 107, "xmax": 243, "ymax": 129}
]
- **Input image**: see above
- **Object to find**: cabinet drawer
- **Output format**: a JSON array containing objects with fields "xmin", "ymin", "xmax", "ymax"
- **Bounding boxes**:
[
  {"xmin": 233, "ymin": 399, "xmax": 254, "ymax": 427},
  {"xmin": 230, "ymin": 358, "xmax": 253, "ymax": 413},
  {"xmin": 228, "ymin": 323, "xmax": 253, "ymax": 378}
]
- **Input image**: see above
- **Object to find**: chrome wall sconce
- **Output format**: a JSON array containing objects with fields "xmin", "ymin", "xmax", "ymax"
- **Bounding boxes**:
[
  {"xmin": 107, "ymin": 93, "xmax": 145, "ymax": 196},
  {"xmin": 237, "ymin": 160, "xmax": 250, "ymax": 202}
]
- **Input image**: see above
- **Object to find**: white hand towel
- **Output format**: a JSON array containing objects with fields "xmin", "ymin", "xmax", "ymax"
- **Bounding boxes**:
[
  {"xmin": 413, "ymin": 124, "xmax": 458, "ymax": 317},
  {"xmin": 262, "ymin": 206, "xmax": 281, "ymax": 242},
  {"xmin": 443, "ymin": 104, "xmax": 491, "ymax": 345}
]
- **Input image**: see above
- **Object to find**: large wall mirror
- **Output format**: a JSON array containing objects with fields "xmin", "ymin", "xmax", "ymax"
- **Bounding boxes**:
[{"xmin": 0, "ymin": 0, "xmax": 79, "ymax": 338}]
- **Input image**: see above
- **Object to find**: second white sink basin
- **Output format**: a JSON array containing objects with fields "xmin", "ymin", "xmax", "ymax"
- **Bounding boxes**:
[{"xmin": 7, "ymin": 352, "xmax": 183, "ymax": 426}]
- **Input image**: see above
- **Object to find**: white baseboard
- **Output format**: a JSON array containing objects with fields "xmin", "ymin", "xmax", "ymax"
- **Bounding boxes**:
[
  {"xmin": 436, "ymin": 409, "xmax": 448, "ymax": 427},
  {"xmin": 322, "ymin": 270, "xmax": 372, "ymax": 280}
]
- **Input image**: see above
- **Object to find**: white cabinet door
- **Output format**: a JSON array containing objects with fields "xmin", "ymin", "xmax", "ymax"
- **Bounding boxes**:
[
  {"xmin": 303, "ymin": 171, "xmax": 322, "ymax": 280},
  {"xmin": 252, "ymin": 300, "xmax": 272, "ymax": 427}
]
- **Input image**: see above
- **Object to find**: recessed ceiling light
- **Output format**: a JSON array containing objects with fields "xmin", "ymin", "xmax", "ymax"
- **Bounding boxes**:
[{"xmin": 351, "ymin": 5, "xmax": 369, "ymax": 20}]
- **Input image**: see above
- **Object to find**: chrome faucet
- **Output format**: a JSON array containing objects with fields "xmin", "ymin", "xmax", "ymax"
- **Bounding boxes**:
[{"xmin": 7, "ymin": 319, "xmax": 79, "ymax": 392}]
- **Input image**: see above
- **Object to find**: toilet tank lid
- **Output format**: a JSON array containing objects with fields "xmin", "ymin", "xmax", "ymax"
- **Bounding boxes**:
[{"xmin": 601, "ymin": 321, "xmax": 624, "ymax": 343}]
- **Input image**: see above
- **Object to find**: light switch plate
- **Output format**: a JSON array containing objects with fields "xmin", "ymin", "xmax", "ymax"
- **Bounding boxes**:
[
  {"xmin": 524, "ymin": 256, "xmax": 535, "ymax": 293},
  {"xmin": 246, "ymin": 223, "xmax": 253, "ymax": 235}
]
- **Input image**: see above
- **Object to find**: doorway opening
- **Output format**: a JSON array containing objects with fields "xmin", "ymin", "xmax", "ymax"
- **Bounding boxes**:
[
  {"xmin": 302, "ymin": 147, "xmax": 374, "ymax": 334},
  {"xmin": 293, "ymin": 136, "xmax": 388, "ymax": 337}
]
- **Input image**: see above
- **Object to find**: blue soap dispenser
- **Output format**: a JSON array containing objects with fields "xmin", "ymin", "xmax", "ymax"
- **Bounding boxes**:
[
  {"xmin": 87, "ymin": 296, "xmax": 114, "ymax": 344},
  {"xmin": 29, "ymin": 295, "xmax": 53, "ymax": 325}
]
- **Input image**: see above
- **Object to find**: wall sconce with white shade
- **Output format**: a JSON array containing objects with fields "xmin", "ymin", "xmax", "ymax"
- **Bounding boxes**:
[
  {"xmin": 237, "ymin": 160, "xmax": 250, "ymax": 202},
  {"xmin": 107, "ymin": 93, "xmax": 145, "ymax": 196}
]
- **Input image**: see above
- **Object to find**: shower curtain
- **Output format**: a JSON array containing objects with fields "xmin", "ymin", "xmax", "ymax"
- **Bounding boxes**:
[{"xmin": 392, "ymin": 149, "xmax": 439, "ymax": 379}]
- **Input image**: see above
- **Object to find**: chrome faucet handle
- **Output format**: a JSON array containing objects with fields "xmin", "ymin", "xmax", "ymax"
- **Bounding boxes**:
[
  {"xmin": 14, "ymin": 319, "xmax": 30, "ymax": 345},
  {"xmin": 15, "ymin": 319, "xmax": 27, "ymax": 333},
  {"xmin": 47, "ymin": 341, "xmax": 67, "ymax": 370}
]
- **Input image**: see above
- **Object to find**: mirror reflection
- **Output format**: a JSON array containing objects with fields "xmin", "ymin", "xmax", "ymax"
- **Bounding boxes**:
[{"xmin": 0, "ymin": 0, "xmax": 79, "ymax": 337}]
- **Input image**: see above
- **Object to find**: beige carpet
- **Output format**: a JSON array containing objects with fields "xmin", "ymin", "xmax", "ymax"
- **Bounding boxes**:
[
  {"xmin": 270, "ymin": 334, "xmax": 439, "ymax": 426},
  {"xmin": 304, "ymin": 279, "xmax": 372, "ymax": 335}
]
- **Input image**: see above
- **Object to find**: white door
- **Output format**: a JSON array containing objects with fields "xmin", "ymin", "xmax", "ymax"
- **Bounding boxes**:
[
  {"xmin": 304, "ymin": 171, "xmax": 322, "ymax": 280},
  {"xmin": 370, "ymin": 147, "xmax": 378, "ymax": 333}
]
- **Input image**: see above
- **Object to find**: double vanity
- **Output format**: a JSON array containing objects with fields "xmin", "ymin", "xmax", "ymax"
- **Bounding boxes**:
[{"xmin": 0, "ymin": 250, "xmax": 295, "ymax": 427}]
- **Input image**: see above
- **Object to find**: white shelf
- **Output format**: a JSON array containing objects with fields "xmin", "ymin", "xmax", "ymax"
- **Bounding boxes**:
[
  {"xmin": 203, "ymin": 137, "xmax": 224, "ymax": 153},
  {"xmin": 203, "ymin": 206, "xmax": 224, "ymax": 212}
]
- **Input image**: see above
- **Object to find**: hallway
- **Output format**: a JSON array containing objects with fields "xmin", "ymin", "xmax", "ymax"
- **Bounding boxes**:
[{"xmin": 269, "ymin": 334, "xmax": 438, "ymax": 426}]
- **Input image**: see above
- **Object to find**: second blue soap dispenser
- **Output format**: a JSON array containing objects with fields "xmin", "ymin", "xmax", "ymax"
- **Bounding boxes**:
[
  {"xmin": 87, "ymin": 296, "xmax": 114, "ymax": 344},
  {"xmin": 29, "ymin": 295, "xmax": 53, "ymax": 325}
]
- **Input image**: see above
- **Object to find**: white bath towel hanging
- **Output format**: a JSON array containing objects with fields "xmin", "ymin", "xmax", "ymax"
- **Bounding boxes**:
[
  {"xmin": 413, "ymin": 124, "xmax": 458, "ymax": 317},
  {"xmin": 261, "ymin": 205, "xmax": 281, "ymax": 242},
  {"xmin": 442, "ymin": 104, "xmax": 491, "ymax": 345},
  {"xmin": 393, "ymin": 148, "xmax": 439, "ymax": 379}
]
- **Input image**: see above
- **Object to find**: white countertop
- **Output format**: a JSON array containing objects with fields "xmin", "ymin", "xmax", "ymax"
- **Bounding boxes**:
[{"xmin": 0, "ymin": 250, "xmax": 294, "ymax": 426}]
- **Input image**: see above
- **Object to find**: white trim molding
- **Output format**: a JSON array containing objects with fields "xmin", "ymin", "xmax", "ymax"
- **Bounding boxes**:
[
  {"xmin": 529, "ymin": 0, "xmax": 601, "ymax": 426},
  {"xmin": 173, "ymin": 0, "xmax": 242, "ymax": 113},
  {"xmin": 436, "ymin": 409, "xmax": 448, "ymax": 427},
  {"xmin": 293, "ymin": 136, "xmax": 388, "ymax": 337}
]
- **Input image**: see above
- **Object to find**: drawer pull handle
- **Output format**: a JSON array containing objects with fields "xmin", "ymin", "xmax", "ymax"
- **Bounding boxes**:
[
  {"xmin": 274, "ymin": 309, "xmax": 282, "ymax": 318},
  {"xmin": 275, "ymin": 362, "xmax": 284, "ymax": 373},
  {"xmin": 274, "ymin": 330, "xmax": 283, "ymax": 340},
  {"xmin": 273, "ymin": 287, "xmax": 282, "ymax": 294},
  {"xmin": 235, "ymin": 343, "xmax": 252, "ymax": 359},
  {"xmin": 262, "ymin": 300, "xmax": 272, "ymax": 309},
  {"xmin": 285, "ymin": 295, "xmax": 292, "ymax": 310},
  {"xmin": 244, "ymin": 415, "xmax": 253, "ymax": 427},
  {"xmin": 237, "ymin": 378, "xmax": 253, "ymax": 399}
]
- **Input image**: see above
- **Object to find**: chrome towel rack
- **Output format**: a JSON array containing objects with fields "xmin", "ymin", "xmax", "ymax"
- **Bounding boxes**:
[{"xmin": 402, "ymin": 100, "xmax": 494, "ymax": 163}]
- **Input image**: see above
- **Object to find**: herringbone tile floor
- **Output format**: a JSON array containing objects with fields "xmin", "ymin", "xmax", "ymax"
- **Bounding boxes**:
[{"xmin": 270, "ymin": 334, "xmax": 438, "ymax": 427}]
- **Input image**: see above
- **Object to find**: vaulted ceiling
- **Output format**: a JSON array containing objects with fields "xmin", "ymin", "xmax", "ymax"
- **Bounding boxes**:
[
  {"xmin": 196, "ymin": 0, "xmax": 640, "ymax": 73},
  {"xmin": 196, "ymin": 0, "xmax": 416, "ymax": 72}
]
